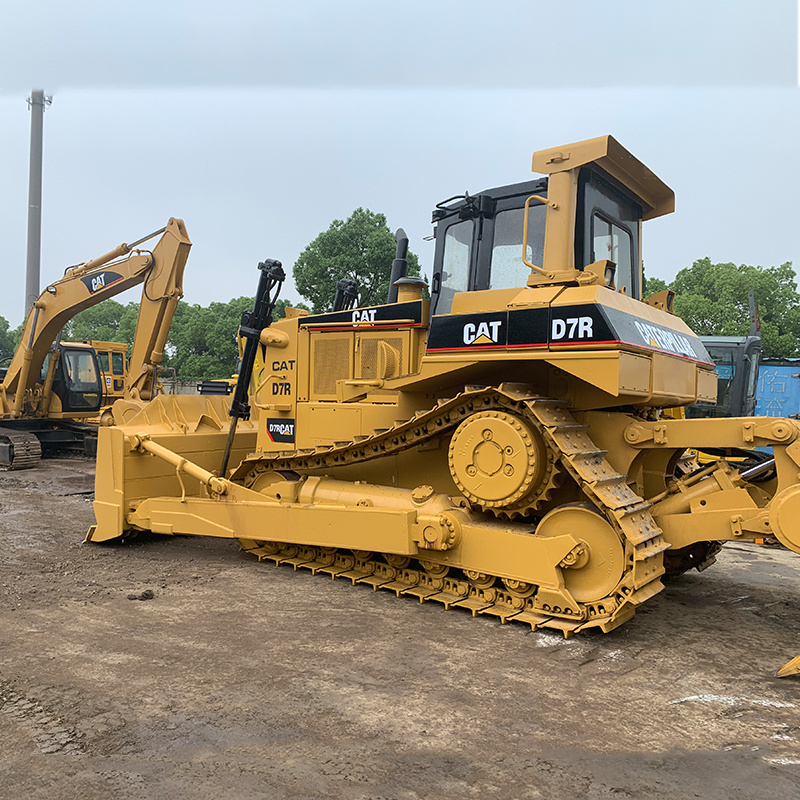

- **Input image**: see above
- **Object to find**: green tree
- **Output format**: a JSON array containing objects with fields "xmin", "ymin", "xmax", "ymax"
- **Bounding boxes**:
[
  {"xmin": 46, "ymin": 292, "xmax": 310, "ymax": 381},
  {"xmin": 9, "ymin": 291, "xmax": 309, "ymax": 381},
  {"xmin": 163, "ymin": 296, "xmax": 309, "ymax": 380},
  {"xmin": 643, "ymin": 275, "xmax": 668, "ymax": 297},
  {"xmin": 116, "ymin": 302, "xmax": 146, "ymax": 347},
  {"xmin": 165, "ymin": 297, "xmax": 308, "ymax": 380},
  {"xmin": 0, "ymin": 315, "xmax": 16, "ymax": 363},
  {"xmin": 293, "ymin": 208, "xmax": 421, "ymax": 313},
  {"xmin": 670, "ymin": 258, "xmax": 800, "ymax": 358},
  {"xmin": 62, "ymin": 299, "xmax": 133, "ymax": 343},
  {"xmin": 165, "ymin": 298, "xmax": 250, "ymax": 380}
]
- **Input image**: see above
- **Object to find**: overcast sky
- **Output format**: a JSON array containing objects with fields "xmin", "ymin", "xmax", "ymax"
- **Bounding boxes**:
[{"xmin": 1, "ymin": 0, "xmax": 797, "ymax": 327}]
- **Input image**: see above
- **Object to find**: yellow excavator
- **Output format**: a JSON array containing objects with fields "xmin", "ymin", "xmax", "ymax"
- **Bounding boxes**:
[
  {"xmin": 0, "ymin": 218, "xmax": 191, "ymax": 469},
  {"xmin": 87, "ymin": 137, "xmax": 800, "ymax": 676}
]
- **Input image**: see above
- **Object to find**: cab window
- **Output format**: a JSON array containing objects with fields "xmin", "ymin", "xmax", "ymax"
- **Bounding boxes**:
[
  {"xmin": 97, "ymin": 352, "xmax": 110, "ymax": 373},
  {"xmin": 705, "ymin": 344, "xmax": 735, "ymax": 413},
  {"xmin": 437, "ymin": 219, "xmax": 473, "ymax": 314},
  {"xmin": 40, "ymin": 353, "xmax": 51, "ymax": 383},
  {"xmin": 111, "ymin": 352, "xmax": 125, "ymax": 375},
  {"xmin": 592, "ymin": 213, "xmax": 634, "ymax": 296},
  {"xmin": 63, "ymin": 350, "xmax": 99, "ymax": 387},
  {"xmin": 489, "ymin": 205, "xmax": 546, "ymax": 290},
  {"xmin": 577, "ymin": 169, "xmax": 642, "ymax": 299}
]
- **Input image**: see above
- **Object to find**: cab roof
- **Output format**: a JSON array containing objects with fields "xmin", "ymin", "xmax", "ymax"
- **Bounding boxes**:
[{"xmin": 532, "ymin": 135, "xmax": 674, "ymax": 221}]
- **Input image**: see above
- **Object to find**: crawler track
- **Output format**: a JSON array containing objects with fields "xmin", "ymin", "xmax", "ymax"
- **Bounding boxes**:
[
  {"xmin": 0, "ymin": 428, "xmax": 42, "ymax": 470},
  {"xmin": 236, "ymin": 388, "xmax": 668, "ymax": 637}
]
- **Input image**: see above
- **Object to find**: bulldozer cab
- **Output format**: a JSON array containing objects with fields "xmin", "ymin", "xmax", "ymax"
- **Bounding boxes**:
[
  {"xmin": 431, "ymin": 168, "xmax": 643, "ymax": 315},
  {"xmin": 430, "ymin": 136, "xmax": 672, "ymax": 315}
]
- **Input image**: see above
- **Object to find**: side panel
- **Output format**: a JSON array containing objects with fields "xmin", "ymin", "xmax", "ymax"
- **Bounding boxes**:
[{"xmin": 426, "ymin": 296, "xmax": 710, "ymax": 363}]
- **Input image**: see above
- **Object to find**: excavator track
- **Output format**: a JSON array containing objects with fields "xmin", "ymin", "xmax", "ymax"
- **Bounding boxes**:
[
  {"xmin": 0, "ymin": 428, "xmax": 42, "ymax": 471},
  {"xmin": 235, "ymin": 388, "xmax": 668, "ymax": 637}
]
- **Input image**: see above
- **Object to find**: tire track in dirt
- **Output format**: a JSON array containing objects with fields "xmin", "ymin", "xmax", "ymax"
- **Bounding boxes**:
[{"xmin": 0, "ymin": 677, "xmax": 84, "ymax": 754}]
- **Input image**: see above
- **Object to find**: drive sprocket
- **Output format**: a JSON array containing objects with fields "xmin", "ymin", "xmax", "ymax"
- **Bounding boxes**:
[{"xmin": 447, "ymin": 409, "xmax": 560, "ymax": 518}]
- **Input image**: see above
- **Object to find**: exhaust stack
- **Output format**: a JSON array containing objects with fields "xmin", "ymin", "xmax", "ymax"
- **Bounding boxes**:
[{"xmin": 386, "ymin": 228, "xmax": 409, "ymax": 304}]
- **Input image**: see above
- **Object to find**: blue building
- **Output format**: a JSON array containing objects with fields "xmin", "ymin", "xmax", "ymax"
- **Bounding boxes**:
[{"xmin": 756, "ymin": 360, "xmax": 800, "ymax": 419}]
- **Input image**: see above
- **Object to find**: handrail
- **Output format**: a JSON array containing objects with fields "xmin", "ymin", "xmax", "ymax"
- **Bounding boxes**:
[{"xmin": 522, "ymin": 194, "xmax": 555, "ymax": 276}]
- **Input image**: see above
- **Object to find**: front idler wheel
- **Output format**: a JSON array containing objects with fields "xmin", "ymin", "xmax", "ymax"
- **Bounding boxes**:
[{"xmin": 535, "ymin": 504, "xmax": 625, "ymax": 603}]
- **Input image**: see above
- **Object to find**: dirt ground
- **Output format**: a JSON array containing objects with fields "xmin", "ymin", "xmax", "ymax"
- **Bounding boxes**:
[{"xmin": 1, "ymin": 458, "xmax": 800, "ymax": 800}]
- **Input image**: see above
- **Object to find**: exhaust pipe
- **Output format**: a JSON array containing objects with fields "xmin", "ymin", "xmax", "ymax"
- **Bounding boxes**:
[{"xmin": 386, "ymin": 228, "xmax": 409, "ymax": 304}]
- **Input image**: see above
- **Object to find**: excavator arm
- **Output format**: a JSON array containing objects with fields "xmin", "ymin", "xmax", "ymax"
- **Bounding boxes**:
[
  {"xmin": 120, "ymin": 221, "xmax": 191, "ymax": 401},
  {"xmin": 0, "ymin": 218, "xmax": 191, "ymax": 418}
]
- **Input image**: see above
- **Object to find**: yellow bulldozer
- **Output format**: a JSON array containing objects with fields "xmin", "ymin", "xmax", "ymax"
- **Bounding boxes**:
[{"xmin": 87, "ymin": 136, "xmax": 800, "ymax": 676}]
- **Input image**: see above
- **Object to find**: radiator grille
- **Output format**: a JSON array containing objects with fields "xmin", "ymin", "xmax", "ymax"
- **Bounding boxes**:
[{"xmin": 313, "ymin": 337, "xmax": 351, "ymax": 396}]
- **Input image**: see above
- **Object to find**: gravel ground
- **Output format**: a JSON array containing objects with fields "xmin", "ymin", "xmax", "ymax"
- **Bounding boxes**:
[{"xmin": 1, "ymin": 458, "xmax": 800, "ymax": 799}]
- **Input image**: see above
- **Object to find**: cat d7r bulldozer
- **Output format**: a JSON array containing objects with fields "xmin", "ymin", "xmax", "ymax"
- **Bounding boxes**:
[{"xmin": 87, "ymin": 136, "xmax": 800, "ymax": 676}]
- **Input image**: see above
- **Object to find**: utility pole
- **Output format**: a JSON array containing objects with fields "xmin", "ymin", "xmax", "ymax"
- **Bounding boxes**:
[{"xmin": 25, "ymin": 90, "xmax": 52, "ymax": 317}]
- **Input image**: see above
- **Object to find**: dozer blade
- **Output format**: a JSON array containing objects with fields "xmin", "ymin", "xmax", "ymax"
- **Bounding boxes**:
[{"xmin": 777, "ymin": 654, "xmax": 800, "ymax": 678}]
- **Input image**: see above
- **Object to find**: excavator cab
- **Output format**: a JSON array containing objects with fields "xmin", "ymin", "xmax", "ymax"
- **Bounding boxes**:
[
  {"xmin": 688, "ymin": 334, "xmax": 761, "ymax": 418},
  {"xmin": 40, "ymin": 343, "xmax": 103, "ymax": 414}
]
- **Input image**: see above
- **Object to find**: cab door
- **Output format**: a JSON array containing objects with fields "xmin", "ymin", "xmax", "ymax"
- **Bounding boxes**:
[{"xmin": 53, "ymin": 346, "xmax": 103, "ymax": 413}]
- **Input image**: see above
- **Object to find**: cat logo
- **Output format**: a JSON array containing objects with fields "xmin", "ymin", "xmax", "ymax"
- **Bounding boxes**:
[
  {"xmin": 80, "ymin": 270, "xmax": 124, "ymax": 295},
  {"xmin": 352, "ymin": 309, "xmax": 377, "ymax": 324},
  {"xmin": 463, "ymin": 320, "xmax": 502, "ymax": 346},
  {"xmin": 266, "ymin": 418, "xmax": 296, "ymax": 443}
]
